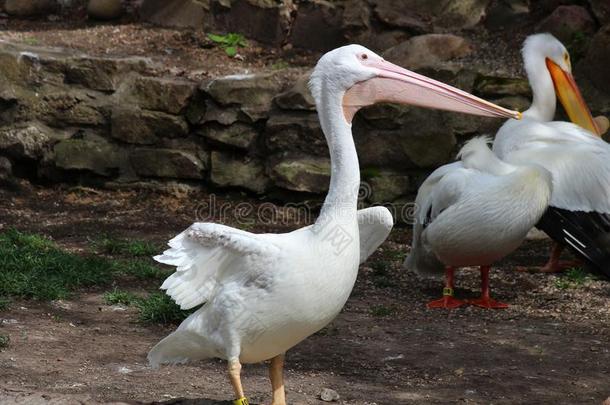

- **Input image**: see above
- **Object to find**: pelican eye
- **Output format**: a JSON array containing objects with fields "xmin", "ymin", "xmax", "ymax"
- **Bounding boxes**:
[{"xmin": 361, "ymin": 53, "xmax": 368, "ymax": 60}]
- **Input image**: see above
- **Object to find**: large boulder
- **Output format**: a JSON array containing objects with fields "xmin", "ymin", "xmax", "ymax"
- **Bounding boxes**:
[
  {"xmin": 485, "ymin": 0, "xmax": 530, "ymax": 30},
  {"xmin": 5, "ymin": 0, "xmax": 56, "ymax": 16},
  {"xmin": 383, "ymin": 34, "xmax": 472, "ymax": 70},
  {"xmin": 130, "ymin": 148, "xmax": 205, "ymax": 179},
  {"xmin": 87, "ymin": 0, "xmax": 123, "ymax": 20},
  {"xmin": 53, "ymin": 135, "xmax": 129, "ymax": 177},
  {"xmin": 63, "ymin": 56, "xmax": 151, "ymax": 92},
  {"xmin": 268, "ymin": 155, "xmax": 330, "ymax": 193},
  {"xmin": 210, "ymin": 151, "xmax": 269, "ymax": 193},
  {"xmin": 537, "ymin": 5, "xmax": 596, "ymax": 43},
  {"xmin": 111, "ymin": 107, "xmax": 189, "ymax": 145}
]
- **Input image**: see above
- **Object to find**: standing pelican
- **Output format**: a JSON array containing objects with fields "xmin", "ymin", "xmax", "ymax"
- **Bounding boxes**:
[
  {"xmin": 493, "ymin": 33, "xmax": 610, "ymax": 276},
  {"xmin": 147, "ymin": 45, "xmax": 519, "ymax": 405},
  {"xmin": 404, "ymin": 137, "xmax": 552, "ymax": 308}
]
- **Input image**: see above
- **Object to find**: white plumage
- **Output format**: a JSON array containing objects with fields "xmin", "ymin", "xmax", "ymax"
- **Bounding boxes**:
[
  {"xmin": 147, "ymin": 44, "xmax": 520, "ymax": 403},
  {"xmin": 405, "ymin": 137, "xmax": 552, "ymax": 307}
]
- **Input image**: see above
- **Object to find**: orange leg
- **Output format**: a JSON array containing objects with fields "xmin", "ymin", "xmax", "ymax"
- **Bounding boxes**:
[
  {"xmin": 468, "ymin": 266, "xmax": 508, "ymax": 309},
  {"xmin": 539, "ymin": 243, "xmax": 581, "ymax": 273},
  {"xmin": 427, "ymin": 266, "xmax": 466, "ymax": 309}
]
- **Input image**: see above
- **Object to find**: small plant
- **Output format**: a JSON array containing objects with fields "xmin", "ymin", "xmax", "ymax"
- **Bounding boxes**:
[
  {"xmin": 370, "ymin": 304, "xmax": 396, "ymax": 317},
  {"xmin": 103, "ymin": 289, "xmax": 138, "ymax": 306},
  {"xmin": 0, "ymin": 335, "xmax": 9, "ymax": 350},
  {"xmin": 23, "ymin": 37, "xmax": 38, "ymax": 46},
  {"xmin": 207, "ymin": 32, "xmax": 248, "ymax": 57},
  {"xmin": 136, "ymin": 292, "xmax": 193, "ymax": 324},
  {"xmin": 271, "ymin": 60, "xmax": 290, "ymax": 70},
  {"xmin": 555, "ymin": 267, "xmax": 590, "ymax": 289}
]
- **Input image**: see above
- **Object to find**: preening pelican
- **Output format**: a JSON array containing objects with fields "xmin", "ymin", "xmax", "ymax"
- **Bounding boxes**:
[
  {"xmin": 147, "ymin": 45, "xmax": 519, "ymax": 405},
  {"xmin": 404, "ymin": 137, "xmax": 552, "ymax": 308},
  {"xmin": 493, "ymin": 33, "xmax": 610, "ymax": 277}
]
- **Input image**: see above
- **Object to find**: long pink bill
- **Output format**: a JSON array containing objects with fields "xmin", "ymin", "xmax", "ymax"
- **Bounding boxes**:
[{"xmin": 343, "ymin": 59, "xmax": 521, "ymax": 123}]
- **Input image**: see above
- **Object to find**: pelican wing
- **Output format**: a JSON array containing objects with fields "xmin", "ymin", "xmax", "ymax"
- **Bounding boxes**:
[
  {"xmin": 155, "ymin": 223, "xmax": 281, "ymax": 310},
  {"xmin": 357, "ymin": 206, "xmax": 394, "ymax": 264},
  {"xmin": 497, "ymin": 120, "xmax": 610, "ymax": 213},
  {"xmin": 404, "ymin": 162, "xmax": 470, "ymax": 276}
]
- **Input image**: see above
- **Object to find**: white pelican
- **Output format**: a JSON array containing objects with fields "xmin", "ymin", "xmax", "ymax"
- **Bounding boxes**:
[
  {"xmin": 404, "ymin": 137, "xmax": 552, "ymax": 308},
  {"xmin": 147, "ymin": 45, "xmax": 519, "ymax": 405},
  {"xmin": 493, "ymin": 33, "xmax": 610, "ymax": 276}
]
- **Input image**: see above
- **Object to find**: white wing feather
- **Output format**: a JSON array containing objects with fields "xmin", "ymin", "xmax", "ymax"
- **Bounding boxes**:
[
  {"xmin": 357, "ymin": 206, "xmax": 394, "ymax": 264},
  {"xmin": 155, "ymin": 223, "xmax": 280, "ymax": 310},
  {"xmin": 494, "ymin": 119, "xmax": 610, "ymax": 213}
]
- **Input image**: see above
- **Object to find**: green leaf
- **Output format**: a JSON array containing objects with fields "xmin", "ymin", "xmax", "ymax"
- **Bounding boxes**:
[{"xmin": 225, "ymin": 46, "xmax": 237, "ymax": 57}]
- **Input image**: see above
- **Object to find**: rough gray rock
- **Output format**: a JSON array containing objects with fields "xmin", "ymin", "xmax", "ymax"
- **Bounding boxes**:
[
  {"xmin": 319, "ymin": 387, "xmax": 340, "ymax": 402},
  {"xmin": 580, "ymin": 23, "xmax": 610, "ymax": 95},
  {"xmin": 371, "ymin": 0, "xmax": 490, "ymax": 32},
  {"xmin": 111, "ymin": 107, "xmax": 189, "ymax": 145},
  {"xmin": 5, "ymin": 0, "xmax": 56, "ymax": 16},
  {"xmin": 53, "ymin": 135, "xmax": 129, "ymax": 176},
  {"xmin": 119, "ymin": 76, "xmax": 196, "ymax": 114},
  {"xmin": 140, "ymin": 0, "xmax": 209, "ymax": 28},
  {"xmin": 537, "ymin": 5, "xmax": 596, "ymax": 43},
  {"xmin": 265, "ymin": 112, "xmax": 327, "ymax": 156},
  {"xmin": 589, "ymin": 0, "xmax": 610, "ymax": 25},
  {"xmin": 289, "ymin": 1, "xmax": 344, "ymax": 51},
  {"xmin": 274, "ymin": 72, "xmax": 315, "ymax": 111},
  {"xmin": 485, "ymin": 0, "xmax": 530, "ymax": 30},
  {"xmin": 210, "ymin": 151, "xmax": 269, "ymax": 193},
  {"xmin": 87, "ymin": 0, "xmax": 123, "ymax": 20},
  {"xmin": 0, "ymin": 123, "xmax": 59, "ymax": 160},
  {"xmin": 0, "ymin": 156, "xmax": 12, "ymax": 182},
  {"xmin": 269, "ymin": 155, "xmax": 330, "ymax": 193},
  {"xmin": 366, "ymin": 171, "xmax": 410, "ymax": 204},
  {"xmin": 383, "ymin": 34, "xmax": 472, "ymax": 70},
  {"xmin": 200, "ymin": 123, "xmax": 258, "ymax": 149},
  {"xmin": 130, "ymin": 148, "xmax": 204, "ymax": 179},
  {"xmin": 205, "ymin": 71, "xmax": 287, "ymax": 120}
]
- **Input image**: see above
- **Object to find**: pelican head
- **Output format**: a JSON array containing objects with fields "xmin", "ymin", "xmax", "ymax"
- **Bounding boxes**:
[
  {"xmin": 309, "ymin": 45, "xmax": 521, "ymax": 124},
  {"xmin": 523, "ymin": 33, "xmax": 601, "ymax": 135}
]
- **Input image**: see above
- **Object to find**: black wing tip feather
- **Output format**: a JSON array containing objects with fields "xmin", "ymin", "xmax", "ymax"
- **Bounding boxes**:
[{"xmin": 537, "ymin": 207, "xmax": 610, "ymax": 279}]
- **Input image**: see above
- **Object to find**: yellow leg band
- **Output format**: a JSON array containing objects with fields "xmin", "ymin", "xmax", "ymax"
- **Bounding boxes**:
[
  {"xmin": 234, "ymin": 397, "xmax": 249, "ymax": 405},
  {"xmin": 442, "ymin": 287, "xmax": 454, "ymax": 297}
]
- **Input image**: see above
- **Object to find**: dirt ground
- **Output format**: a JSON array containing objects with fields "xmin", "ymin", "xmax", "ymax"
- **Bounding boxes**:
[{"xmin": 0, "ymin": 184, "xmax": 608, "ymax": 405}]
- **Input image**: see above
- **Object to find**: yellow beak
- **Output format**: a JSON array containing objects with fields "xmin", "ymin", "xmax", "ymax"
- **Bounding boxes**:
[{"xmin": 546, "ymin": 58, "xmax": 602, "ymax": 136}]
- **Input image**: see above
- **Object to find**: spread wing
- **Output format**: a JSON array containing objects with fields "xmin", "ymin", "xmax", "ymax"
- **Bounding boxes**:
[{"xmin": 155, "ymin": 223, "xmax": 281, "ymax": 310}]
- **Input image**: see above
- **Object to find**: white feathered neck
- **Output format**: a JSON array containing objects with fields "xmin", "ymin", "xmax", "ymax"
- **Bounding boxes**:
[{"xmin": 522, "ymin": 34, "xmax": 560, "ymax": 122}]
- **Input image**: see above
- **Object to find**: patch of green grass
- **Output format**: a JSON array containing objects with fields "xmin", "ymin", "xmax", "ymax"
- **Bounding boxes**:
[
  {"xmin": 0, "ymin": 229, "xmax": 116, "ymax": 301},
  {"xmin": 271, "ymin": 60, "xmax": 290, "ymax": 70},
  {"xmin": 93, "ymin": 236, "xmax": 158, "ymax": 257},
  {"xmin": 0, "ymin": 335, "xmax": 9, "ymax": 350},
  {"xmin": 555, "ymin": 267, "xmax": 590, "ymax": 289},
  {"xmin": 0, "ymin": 297, "xmax": 8, "ymax": 311},
  {"xmin": 207, "ymin": 32, "xmax": 248, "ymax": 57},
  {"xmin": 361, "ymin": 167, "xmax": 382, "ymax": 180},
  {"xmin": 371, "ymin": 261, "xmax": 394, "ymax": 289},
  {"xmin": 136, "ymin": 292, "xmax": 193, "ymax": 324},
  {"xmin": 103, "ymin": 289, "xmax": 138, "ymax": 306},
  {"xmin": 370, "ymin": 304, "xmax": 397, "ymax": 317},
  {"xmin": 115, "ymin": 259, "xmax": 167, "ymax": 280},
  {"xmin": 23, "ymin": 37, "xmax": 38, "ymax": 46}
]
